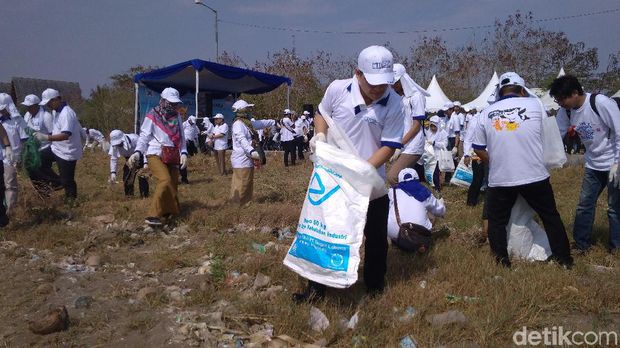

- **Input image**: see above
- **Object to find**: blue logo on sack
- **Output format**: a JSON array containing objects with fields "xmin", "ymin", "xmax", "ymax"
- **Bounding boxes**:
[{"xmin": 307, "ymin": 169, "xmax": 340, "ymax": 206}]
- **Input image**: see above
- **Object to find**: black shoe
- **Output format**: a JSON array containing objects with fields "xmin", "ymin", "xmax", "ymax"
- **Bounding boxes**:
[
  {"xmin": 292, "ymin": 283, "xmax": 325, "ymax": 304},
  {"xmin": 0, "ymin": 215, "xmax": 9, "ymax": 228},
  {"xmin": 145, "ymin": 217, "xmax": 163, "ymax": 226},
  {"xmin": 547, "ymin": 254, "xmax": 574, "ymax": 269},
  {"xmin": 181, "ymin": 179, "xmax": 189, "ymax": 184}
]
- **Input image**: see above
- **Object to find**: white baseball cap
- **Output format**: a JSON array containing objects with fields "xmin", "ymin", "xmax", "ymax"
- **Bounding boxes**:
[
  {"xmin": 0, "ymin": 104, "xmax": 7, "ymax": 111},
  {"xmin": 357, "ymin": 45, "xmax": 395, "ymax": 85},
  {"xmin": 231, "ymin": 99, "xmax": 254, "ymax": 112},
  {"xmin": 429, "ymin": 115, "xmax": 441, "ymax": 125},
  {"xmin": 398, "ymin": 168, "xmax": 419, "ymax": 182},
  {"xmin": 188, "ymin": 115, "xmax": 197, "ymax": 122},
  {"xmin": 490, "ymin": 72, "xmax": 532, "ymax": 102},
  {"xmin": 453, "ymin": 101, "xmax": 462, "ymax": 107},
  {"xmin": 213, "ymin": 113, "xmax": 224, "ymax": 119},
  {"xmin": 109, "ymin": 129, "xmax": 125, "ymax": 146},
  {"xmin": 300, "ymin": 115, "xmax": 306, "ymax": 120},
  {"xmin": 161, "ymin": 87, "xmax": 182, "ymax": 103},
  {"xmin": 39, "ymin": 88, "xmax": 60, "ymax": 105},
  {"xmin": 443, "ymin": 101, "xmax": 454, "ymax": 110},
  {"xmin": 302, "ymin": 110, "xmax": 310, "ymax": 115},
  {"xmin": 21, "ymin": 94, "xmax": 41, "ymax": 106},
  {"xmin": 283, "ymin": 108, "xmax": 291, "ymax": 115}
]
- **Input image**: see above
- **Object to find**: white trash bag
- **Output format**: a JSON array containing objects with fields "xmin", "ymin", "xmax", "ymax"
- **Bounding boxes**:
[
  {"xmin": 421, "ymin": 142, "xmax": 436, "ymax": 187},
  {"xmin": 450, "ymin": 157, "xmax": 473, "ymax": 187},
  {"xmin": 437, "ymin": 149, "xmax": 455, "ymax": 172},
  {"xmin": 506, "ymin": 195, "xmax": 552, "ymax": 261},
  {"xmin": 542, "ymin": 114, "xmax": 567, "ymax": 169}
]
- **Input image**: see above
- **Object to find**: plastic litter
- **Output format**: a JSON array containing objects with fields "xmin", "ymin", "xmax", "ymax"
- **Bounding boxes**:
[
  {"xmin": 400, "ymin": 335, "xmax": 418, "ymax": 348},
  {"xmin": 309, "ymin": 306, "xmax": 329, "ymax": 332}
]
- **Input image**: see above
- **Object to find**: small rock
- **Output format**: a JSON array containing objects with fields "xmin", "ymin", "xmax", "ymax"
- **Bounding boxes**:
[
  {"xmin": 309, "ymin": 306, "xmax": 329, "ymax": 332},
  {"xmin": 259, "ymin": 226, "xmax": 273, "ymax": 234},
  {"xmin": 86, "ymin": 254, "xmax": 101, "ymax": 267},
  {"xmin": 74, "ymin": 295, "xmax": 94, "ymax": 309},
  {"xmin": 425, "ymin": 310, "xmax": 467, "ymax": 327},
  {"xmin": 252, "ymin": 272, "xmax": 271, "ymax": 290},
  {"xmin": 143, "ymin": 226, "xmax": 154, "ymax": 233},
  {"xmin": 169, "ymin": 291, "xmax": 183, "ymax": 302},
  {"xmin": 130, "ymin": 233, "xmax": 140, "ymax": 239},
  {"xmin": 137, "ymin": 287, "xmax": 158, "ymax": 301},
  {"xmin": 198, "ymin": 261, "xmax": 212, "ymax": 275},
  {"xmin": 240, "ymin": 290, "xmax": 254, "ymax": 300},
  {"xmin": 29, "ymin": 306, "xmax": 69, "ymax": 335},
  {"xmin": 35, "ymin": 283, "xmax": 56, "ymax": 295}
]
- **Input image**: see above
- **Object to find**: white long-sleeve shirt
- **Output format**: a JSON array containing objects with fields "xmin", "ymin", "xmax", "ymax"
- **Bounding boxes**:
[
  {"xmin": 556, "ymin": 93, "xmax": 620, "ymax": 171},
  {"xmin": 387, "ymin": 187, "xmax": 445, "ymax": 239},
  {"xmin": 279, "ymin": 117, "xmax": 295, "ymax": 142},
  {"xmin": 87, "ymin": 129, "xmax": 105, "ymax": 143},
  {"xmin": 183, "ymin": 120, "xmax": 200, "ymax": 143},
  {"xmin": 109, "ymin": 133, "xmax": 139, "ymax": 173},
  {"xmin": 463, "ymin": 112, "xmax": 482, "ymax": 157},
  {"xmin": 24, "ymin": 107, "xmax": 53, "ymax": 150},
  {"xmin": 135, "ymin": 113, "xmax": 187, "ymax": 157},
  {"xmin": 426, "ymin": 128, "xmax": 448, "ymax": 151},
  {"xmin": 231, "ymin": 119, "xmax": 276, "ymax": 168}
]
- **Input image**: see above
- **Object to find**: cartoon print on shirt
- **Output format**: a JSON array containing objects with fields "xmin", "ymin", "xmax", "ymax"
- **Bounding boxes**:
[
  {"xmin": 575, "ymin": 122, "xmax": 595, "ymax": 141},
  {"xmin": 488, "ymin": 107, "xmax": 530, "ymax": 132}
]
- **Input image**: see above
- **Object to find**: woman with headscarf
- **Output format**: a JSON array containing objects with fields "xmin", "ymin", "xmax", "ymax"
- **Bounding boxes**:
[
  {"xmin": 129, "ymin": 87, "xmax": 188, "ymax": 226},
  {"xmin": 387, "ymin": 63, "xmax": 430, "ymax": 185},
  {"xmin": 425, "ymin": 115, "xmax": 448, "ymax": 192},
  {"xmin": 229, "ymin": 100, "xmax": 276, "ymax": 205},
  {"xmin": 0, "ymin": 93, "xmax": 28, "ymax": 214},
  {"xmin": 388, "ymin": 168, "xmax": 445, "ymax": 251}
]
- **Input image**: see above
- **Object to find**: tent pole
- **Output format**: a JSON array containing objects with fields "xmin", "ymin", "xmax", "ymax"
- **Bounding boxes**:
[
  {"xmin": 195, "ymin": 70, "xmax": 200, "ymax": 117},
  {"xmin": 134, "ymin": 83, "xmax": 139, "ymax": 133}
]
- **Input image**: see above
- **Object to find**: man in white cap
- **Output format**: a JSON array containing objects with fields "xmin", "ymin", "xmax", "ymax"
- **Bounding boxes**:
[
  {"xmin": 34, "ymin": 88, "xmax": 83, "ymax": 202},
  {"xmin": 294, "ymin": 45, "xmax": 404, "ymax": 303},
  {"xmin": 22, "ymin": 94, "xmax": 62, "ymax": 197},
  {"xmin": 0, "ymin": 94, "xmax": 28, "ymax": 213},
  {"xmin": 472, "ymin": 72, "xmax": 573, "ymax": 268},
  {"xmin": 109, "ymin": 129, "xmax": 149, "ymax": 198},
  {"xmin": 278, "ymin": 108, "xmax": 297, "ymax": 166},
  {"xmin": 388, "ymin": 168, "xmax": 445, "ymax": 251},
  {"xmin": 229, "ymin": 100, "xmax": 276, "ymax": 205},
  {"xmin": 387, "ymin": 63, "xmax": 429, "ymax": 185}
]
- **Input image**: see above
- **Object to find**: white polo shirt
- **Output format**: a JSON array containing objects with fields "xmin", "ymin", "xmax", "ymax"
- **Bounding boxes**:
[
  {"xmin": 109, "ymin": 133, "xmax": 139, "ymax": 173},
  {"xmin": 387, "ymin": 187, "xmax": 445, "ymax": 239},
  {"xmin": 556, "ymin": 93, "xmax": 620, "ymax": 171},
  {"xmin": 25, "ymin": 107, "xmax": 53, "ymax": 150},
  {"xmin": 51, "ymin": 104, "xmax": 83, "ymax": 161},
  {"xmin": 212, "ymin": 123, "xmax": 229, "ymax": 150},
  {"xmin": 472, "ymin": 96, "xmax": 549, "ymax": 187},
  {"xmin": 401, "ymin": 92, "xmax": 426, "ymax": 155},
  {"xmin": 279, "ymin": 117, "xmax": 295, "ymax": 142},
  {"xmin": 231, "ymin": 119, "xmax": 275, "ymax": 168},
  {"xmin": 1, "ymin": 115, "xmax": 28, "ymax": 164},
  {"xmin": 318, "ymin": 77, "xmax": 404, "ymax": 179}
]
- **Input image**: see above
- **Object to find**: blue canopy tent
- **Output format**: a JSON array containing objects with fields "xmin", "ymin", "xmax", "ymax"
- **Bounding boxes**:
[{"xmin": 133, "ymin": 59, "xmax": 292, "ymax": 131}]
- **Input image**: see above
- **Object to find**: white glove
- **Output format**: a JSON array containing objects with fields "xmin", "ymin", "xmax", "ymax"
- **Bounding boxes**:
[
  {"xmin": 437, "ymin": 198, "xmax": 445, "ymax": 206},
  {"xmin": 180, "ymin": 154, "xmax": 188, "ymax": 170},
  {"xmin": 34, "ymin": 132, "xmax": 49, "ymax": 142},
  {"xmin": 250, "ymin": 150, "xmax": 260, "ymax": 161},
  {"xmin": 3, "ymin": 146, "xmax": 13, "ymax": 164},
  {"xmin": 609, "ymin": 162, "xmax": 620, "ymax": 188},
  {"xmin": 109, "ymin": 173, "xmax": 117, "ymax": 183},
  {"xmin": 309, "ymin": 132, "xmax": 326, "ymax": 153},
  {"xmin": 143, "ymin": 163, "xmax": 149, "ymax": 170},
  {"xmin": 389, "ymin": 148, "xmax": 402, "ymax": 163},
  {"xmin": 451, "ymin": 147, "xmax": 458, "ymax": 156},
  {"xmin": 127, "ymin": 152, "xmax": 140, "ymax": 169}
]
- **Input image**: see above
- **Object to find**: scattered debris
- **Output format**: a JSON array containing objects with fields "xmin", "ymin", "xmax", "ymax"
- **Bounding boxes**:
[
  {"xmin": 309, "ymin": 306, "xmax": 329, "ymax": 332},
  {"xmin": 85, "ymin": 254, "xmax": 101, "ymax": 267},
  {"xmin": 91, "ymin": 214, "xmax": 115, "ymax": 224},
  {"xmin": 252, "ymin": 273, "xmax": 271, "ymax": 290},
  {"xmin": 400, "ymin": 335, "xmax": 418, "ymax": 348},
  {"xmin": 398, "ymin": 306, "xmax": 417, "ymax": 322},
  {"xmin": 29, "ymin": 306, "xmax": 69, "ymax": 335},
  {"xmin": 591, "ymin": 264, "xmax": 614, "ymax": 273},
  {"xmin": 136, "ymin": 287, "xmax": 158, "ymax": 301},
  {"xmin": 251, "ymin": 242, "xmax": 266, "ymax": 254},
  {"xmin": 74, "ymin": 295, "xmax": 94, "ymax": 309},
  {"xmin": 259, "ymin": 285, "xmax": 283, "ymax": 301},
  {"xmin": 419, "ymin": 280, "xmax": 427, "ymax": 289},
  {"xmin": 338, "ymin": 311, "xmax": 359, "ymax": 331},
  {"xmin": 446, "ymin": 294, "xmax": 480, "ymax": 304}
]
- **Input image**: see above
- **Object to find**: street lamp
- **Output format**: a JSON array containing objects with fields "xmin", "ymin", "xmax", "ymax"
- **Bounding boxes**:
[{"xmin": 194, "ymin": 0, "xmax": 219, "ymax": 62}]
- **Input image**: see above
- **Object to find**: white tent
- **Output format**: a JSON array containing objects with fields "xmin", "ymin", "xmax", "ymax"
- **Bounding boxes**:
[
  {"xmin": 425, "ymin": 75, "xmax": 451, "ymax": 112},
  {"xmin": 464, "ymin": 71, "xmax": 498, "ymax": 110},
  {"xmin": 557, "ymin": 67, "xmax": 566, "ymax": 78},
  {"xmin": 612, "ymin": 90, "xmax": 620, "ymax": 98}
]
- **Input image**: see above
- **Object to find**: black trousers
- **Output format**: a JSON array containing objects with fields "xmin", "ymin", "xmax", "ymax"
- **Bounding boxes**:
[
  {"xmin": 486, "ymin": 178, "xmax": 572, "ymax": 266},
  {"xmin": 186, "ymin": 140, "xmax": 198, "ymax": 156},
  {"xmin": 295, "ymin": 136, "xmax": 305, "ymax": 160},
  {"xmin": 445, "ymin": 137, "xmax": 456, "ymax": 182},
  {"xmin": 122, "ymin": 155, "xmax": 149, "ymax": 198},
  {"xmin": 308, "ymin": 194, "xmax": 389, "ymax": 293},
  {"xmin": 467, "ymin": 160, "xmax": 485, "ymax": 206},
  {"xmin": 282, "ymin": 140, "xmax": 296, "ymax": 166},
  {"xmin": 54, "ymin": 155, "xmax": 77, "ymax": 200},
  {"xmin": 28, "ymin": 147, "xmax": 63, "ymax": 197}
]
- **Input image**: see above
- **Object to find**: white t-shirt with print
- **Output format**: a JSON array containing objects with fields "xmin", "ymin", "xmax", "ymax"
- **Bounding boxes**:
[
  {"xmin": 318, "ymin": 77, "xmax": 404, "ymax": 179},
  {"xmin": 556, "ymin": 93, "xmax": 620, "ymax": 171},
  {"xmin": 472, "ymin": 97, "xmax": 549, "ymax": 187},
  {"xmin": 51, "ymin": 104, "xmax": 83, "ymax": 161}
]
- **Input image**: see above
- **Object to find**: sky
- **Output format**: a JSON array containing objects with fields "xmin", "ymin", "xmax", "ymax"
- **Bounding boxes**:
[{"xmin": 1, "ymin": 0, "xmax": 619, "ymax": 97}]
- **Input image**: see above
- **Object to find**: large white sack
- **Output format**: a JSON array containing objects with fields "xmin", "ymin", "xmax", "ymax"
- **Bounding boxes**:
[{"xmin": 506, "ymin": 196, "xmax": 552, "ymax": 261}]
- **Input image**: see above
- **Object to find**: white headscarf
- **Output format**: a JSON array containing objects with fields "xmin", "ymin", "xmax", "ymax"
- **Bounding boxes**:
[
  {"xmin": 0, "ymin": 93, "xmax": 21, "ymax": 117},
  {"xmin": 393, "ymin": 64, "xmax": 430, "ymax": 97}
]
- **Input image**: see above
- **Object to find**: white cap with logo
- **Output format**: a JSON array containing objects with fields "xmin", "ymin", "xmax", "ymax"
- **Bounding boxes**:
[
  {"xmin": 489, "ymin": 72, "xmax": 533, "ymax": 102},
  {"xmin": 357, "ymin": 45, "xmax": 395, "ymax": 85},
  {"xmin": 232, "ymin": 99, "xmax": 254, "ymax": 112},
  {"xmin": 109, "ymin": 129, "xmax": 125, "ymax": 146},
  {"xmin": 39, "ymin": 88, "xmax": 60, "ymax": 105},
  {"xmin": 213, "ymin": 113, "xmax": 224, "ymax": 119},
  {"xmin": 161, "ymin": 87, "xmax": 182, "ymax": 103},
  {"xmin": 21, "ymin": 94, "xmax": 41, "ymax": 106}
]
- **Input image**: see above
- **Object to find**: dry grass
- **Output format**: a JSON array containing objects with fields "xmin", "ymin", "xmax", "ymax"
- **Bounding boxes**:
[{"xmin": 0, "ymin": 150, "xmax": 618, "ymax": 347}]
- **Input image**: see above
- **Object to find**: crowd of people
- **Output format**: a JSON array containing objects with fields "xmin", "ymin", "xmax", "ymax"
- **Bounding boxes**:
[{"xmin": 1, "ymin": 44, "xmax": 618, "ymax": 305}]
